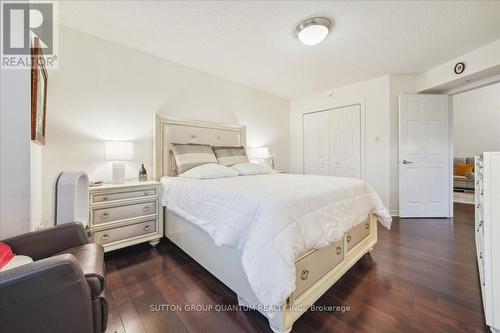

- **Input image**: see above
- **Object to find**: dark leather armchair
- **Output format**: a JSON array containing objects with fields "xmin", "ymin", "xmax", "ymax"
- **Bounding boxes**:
[{"xmin": 0, "ymin": 223, "xmax": 108, "ymax": 333}]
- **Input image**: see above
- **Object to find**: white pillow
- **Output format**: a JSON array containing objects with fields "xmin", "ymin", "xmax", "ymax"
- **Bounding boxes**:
[
  {"xmin": 0, "ymin": 255, "xmax": 33, "ymax": 272},
  {"xmin": 231, "ymin": 163, "xmax": 276, "ymax": 175},
  {"xmin": 179, "ymin": 163, "xmax": 239, "ymax": 179}
]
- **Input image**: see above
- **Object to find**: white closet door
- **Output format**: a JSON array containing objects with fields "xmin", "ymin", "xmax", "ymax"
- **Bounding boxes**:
[
  {"xmin": 303, "ymin": 112, "xmax": 329, "ymax": 175},
  {"xmin": 317, "ymin": 111, "xmax": 330, "ymax": 175},
  {"xmin": 330, "ymin": 105, "xmax": 361, "ymax": 178},
  {"xmin": 303, "ymin": 114, "xmax": 316, "ymax": 174}
]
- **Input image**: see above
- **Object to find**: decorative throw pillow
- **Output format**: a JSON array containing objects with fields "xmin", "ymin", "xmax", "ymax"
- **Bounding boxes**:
[
  {"xmin": 0, "ymin": 242, "xmax": 33, "ymax": 272},
  {"xmin": 0, "ymin": 255, "xmax": 33, "ymax": 272},
  {"xmin": 454, "ymin": 164, "xmax": 474, "ymax": 177},
  {"xmin": 171, "ymin": 143, "xmax": 218, "ymax": 174},
  {"xmin": 0, "ymin": 242, "xmax": 14, "ymax": 269},
  {"xmin": 212, "ymin": 146, "xmax": 249, "ymax": 166},
  {"xmin": 168, "ymin": 150, "xmax": 178, "ymax": 176}
]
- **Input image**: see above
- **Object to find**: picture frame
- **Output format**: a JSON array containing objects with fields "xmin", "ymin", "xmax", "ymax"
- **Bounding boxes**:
[{"xmin": 31, "ymin": 37, "xmax": 48, "ymax": 145}]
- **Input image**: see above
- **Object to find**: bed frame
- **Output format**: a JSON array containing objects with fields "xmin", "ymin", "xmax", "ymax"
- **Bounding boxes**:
[{"xmin": 153, "ymin": 115, "xmax": 377, "ymax": 333}]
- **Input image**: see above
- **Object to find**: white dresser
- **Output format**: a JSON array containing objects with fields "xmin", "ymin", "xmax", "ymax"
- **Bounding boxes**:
[
  {"xmin": 89, "ymin": 181, "xmax": 163, "ymax": 252},
  {"xmin": 475, "ymin": 153, "xmax": 500, "ymax": 333}
]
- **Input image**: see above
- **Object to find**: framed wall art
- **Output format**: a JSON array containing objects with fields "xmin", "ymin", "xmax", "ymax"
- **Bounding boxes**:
[{"xmin": 31, "ymin": 37, "xmax": 48, "ymax": 145}]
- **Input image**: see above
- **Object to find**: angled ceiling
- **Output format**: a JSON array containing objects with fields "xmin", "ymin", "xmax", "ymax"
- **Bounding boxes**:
[{"xmin": 59, "ymin": 1, "xmax": 500, "ymax": 98}]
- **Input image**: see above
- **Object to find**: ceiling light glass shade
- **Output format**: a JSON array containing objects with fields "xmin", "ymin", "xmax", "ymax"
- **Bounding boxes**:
[{"xmin": 296, "ymin": 17, "xmax": 332, "ymax": 46}]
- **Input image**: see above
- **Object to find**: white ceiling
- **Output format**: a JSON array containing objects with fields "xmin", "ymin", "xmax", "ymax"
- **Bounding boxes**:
[{"xmin": 59, "ymin": 1, "xmax": 500, "ymax": 98}]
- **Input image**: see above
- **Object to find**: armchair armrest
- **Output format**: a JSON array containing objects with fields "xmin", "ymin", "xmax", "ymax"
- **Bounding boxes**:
[
  {"xmin": 0, "ymin": 254, "xmax": 94, "ymax": 333},
  {"xmin": 3, "ymin": 222, "xmax": 89, "ymax": 260}
]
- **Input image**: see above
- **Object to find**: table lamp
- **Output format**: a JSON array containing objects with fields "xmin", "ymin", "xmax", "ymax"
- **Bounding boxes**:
[
  {"xmin": 104, "ymin": 141, "xmax": 133, "ymax": 184},
  {"xmin": 248, "ymin": 146, "xmax": 275, "ymax": 168}
]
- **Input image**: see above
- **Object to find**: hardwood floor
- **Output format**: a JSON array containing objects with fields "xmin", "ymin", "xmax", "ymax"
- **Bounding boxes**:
[{"xmin": 104, "ymin": 203, "xmax": 488, "ymax": 333}]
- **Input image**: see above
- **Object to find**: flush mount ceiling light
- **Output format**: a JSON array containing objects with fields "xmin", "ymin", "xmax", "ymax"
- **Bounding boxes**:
[{"xmin": 295, "ymin": 17, "xmax": 332, "ymax": 46}]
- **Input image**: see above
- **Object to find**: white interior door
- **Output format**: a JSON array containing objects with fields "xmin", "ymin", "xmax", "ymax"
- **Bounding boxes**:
[
  {"xmin": 303, "ymin": 111, "xmax": 329, "ymax": 175},
  {"xmin": 330, "ymin": 105, "xmax": 361, "ymax": 178},
  {"xmin": 399, "ymin": 94, "xmax": 451, "ymax": 217}
]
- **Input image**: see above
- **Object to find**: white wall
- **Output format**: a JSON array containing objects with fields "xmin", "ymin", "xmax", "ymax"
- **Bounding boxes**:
[
  {"xmin": 290, "ymin": 76, "xmax": 392, "ymax": 208},
  {"xmin": 453, "ymin": 82, "xmax": 500, "ymax": 157},
  {"xmin": 30, "ymin": 143, "xmax": 43, "ymax": 229},
  {"xmin": 389, "ymin": 75, "xmax": 417, "ymax": 214},
  {"xmin": 40, "ymin": 27, "xmax": 289, "ymax": 225},
  {"xmin": 0, "ymin": 69, "xmax": 32, "ymax": 239}
]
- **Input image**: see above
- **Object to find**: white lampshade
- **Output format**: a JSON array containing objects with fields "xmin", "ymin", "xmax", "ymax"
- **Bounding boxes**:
[
  {"xmin": 248, "ymin": 147, "xmax": 270, "ymax": 160},
  {"xmin": 104, "ymin": 141, "xmax": 133, "ymax": 161}
]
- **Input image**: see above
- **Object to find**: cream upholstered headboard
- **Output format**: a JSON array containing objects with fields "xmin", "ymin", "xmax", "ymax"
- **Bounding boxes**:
[{"xmin": 153, "ymin": 115, "xmax": 246, "ymax": 180}]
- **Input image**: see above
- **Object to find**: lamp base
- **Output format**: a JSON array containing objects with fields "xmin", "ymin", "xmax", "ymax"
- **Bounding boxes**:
[{"xmin": 112, "ymin": 162, "xmax": 125, "ymax": 184}]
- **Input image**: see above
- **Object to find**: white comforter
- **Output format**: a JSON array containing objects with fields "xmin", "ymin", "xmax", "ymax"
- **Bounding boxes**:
[{"xmin": 161, "ymin": 173, "xmax": 391, "ymax": 306}]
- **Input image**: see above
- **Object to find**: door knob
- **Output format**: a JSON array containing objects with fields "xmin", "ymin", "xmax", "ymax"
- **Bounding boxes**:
[{"xmin": 402, "ymin": 160, "xmax": 413, "ymax": 164}]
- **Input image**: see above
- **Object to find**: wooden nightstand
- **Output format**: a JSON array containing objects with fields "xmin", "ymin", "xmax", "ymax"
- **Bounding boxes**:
[{"xmin": 89, "ymin": 181, "xmax": 163, "ymax": 252}]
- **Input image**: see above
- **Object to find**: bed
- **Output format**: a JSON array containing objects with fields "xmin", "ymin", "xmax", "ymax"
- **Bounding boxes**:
[{"xmin": 153, "ymin": 115, "xmax": 391, "ymax": 333}]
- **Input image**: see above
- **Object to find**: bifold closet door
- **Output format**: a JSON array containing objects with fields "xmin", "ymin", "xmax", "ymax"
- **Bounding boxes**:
[
  {"xmin": 330, "ymin": 105, "xmax": 361, "ymax": 178},
  {"xmin": 303, "ymin": 111, "xmax": 329, "ymax": 175}
]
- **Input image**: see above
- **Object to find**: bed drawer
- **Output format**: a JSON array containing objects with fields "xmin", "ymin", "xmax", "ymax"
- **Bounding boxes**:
[
  {"xmin": 347, "ymin": 220, "xmax": 370, "ymax": 251},
  {"xmin": 92, "ymin": 201, "xmax": 157, "ymax": 224},
  {"xmin": 94, "ymin": 220, "xmax": 156, "ymax": 245},
  {"xmin": 92, "ymin": 188, "xmax": 157, "ymax": 203},
  {"xmin": 295, "ymin": 239, "xmax": 344, "ymax": 298}
]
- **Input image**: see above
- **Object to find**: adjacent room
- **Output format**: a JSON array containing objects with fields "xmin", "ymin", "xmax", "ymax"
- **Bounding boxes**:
[
  {"xmin": 452, "ymin": 83, "xmax": 500, "ymax": 204},
  {"xmin": 1, "ymin": 1, "xmax": 499, "ymax": 333}
]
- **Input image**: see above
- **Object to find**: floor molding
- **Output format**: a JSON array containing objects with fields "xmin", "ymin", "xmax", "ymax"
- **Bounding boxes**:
[{"xmin": 389, "ymin": 210, "xmax": 399, "ymax": 217}]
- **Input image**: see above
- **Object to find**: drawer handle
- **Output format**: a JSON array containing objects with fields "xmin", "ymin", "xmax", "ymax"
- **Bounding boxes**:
[
  {"xmin": 143, "ymin": 206, "xmax": 152, "ymax": 213},
  {"xmin": 479, "ymin": 252, "xmax": 483, "ymax": 259},
  {"xmin": 347, "ymin": 235, "xmax": 352, "ymax": 242},
  {"xmin": 300, "ymin": 270, "xmax": 309, "ymax": 281},
  {"xmin": 336, "ymin": 246, "xmax": 342, "ymax": 255},
  {"xmin": 100, "ymin": 212, "xmax": 110, "ymax": 218},
  {"xmin": 102, "ymin": 196, "xmax": 109, "ymax": 201},
  {"xmin": 365, "ymin": 223, "xmax": 369, "ymax": 230},
  {"xmin": 143, "ymin": 225, "xmax": 151, "ymax": 231},
  {"xmin": 101, "ymin": 233, "xmax": 109, "ymax": 240}
]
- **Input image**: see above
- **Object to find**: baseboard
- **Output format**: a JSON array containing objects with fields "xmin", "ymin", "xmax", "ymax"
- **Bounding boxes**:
[{"xmin": 389, "ymin": 210, "xmax": 399, "ymax": 217}]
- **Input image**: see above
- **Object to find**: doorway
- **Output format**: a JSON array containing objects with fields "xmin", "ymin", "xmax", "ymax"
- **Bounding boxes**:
[
  {"xmin": 399, "ymin": 81, "xmax": 500, "ymax": 217},
  {"xmin": 451, "ymin": 82, "xmax": 500, "ymax": 205}
]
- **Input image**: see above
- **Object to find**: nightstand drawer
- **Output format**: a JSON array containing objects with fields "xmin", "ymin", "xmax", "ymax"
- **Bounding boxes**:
[
  {"xmin": 92, "ymin": 201, "xmax": 157, "ymax": 224},
  {"xmin": 92, "ymin": 188, "xmax": 157, "ymax": 203},
  {"xmin": 94, "ymin": 220, "xmax": 156, "ymax": 245}
]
